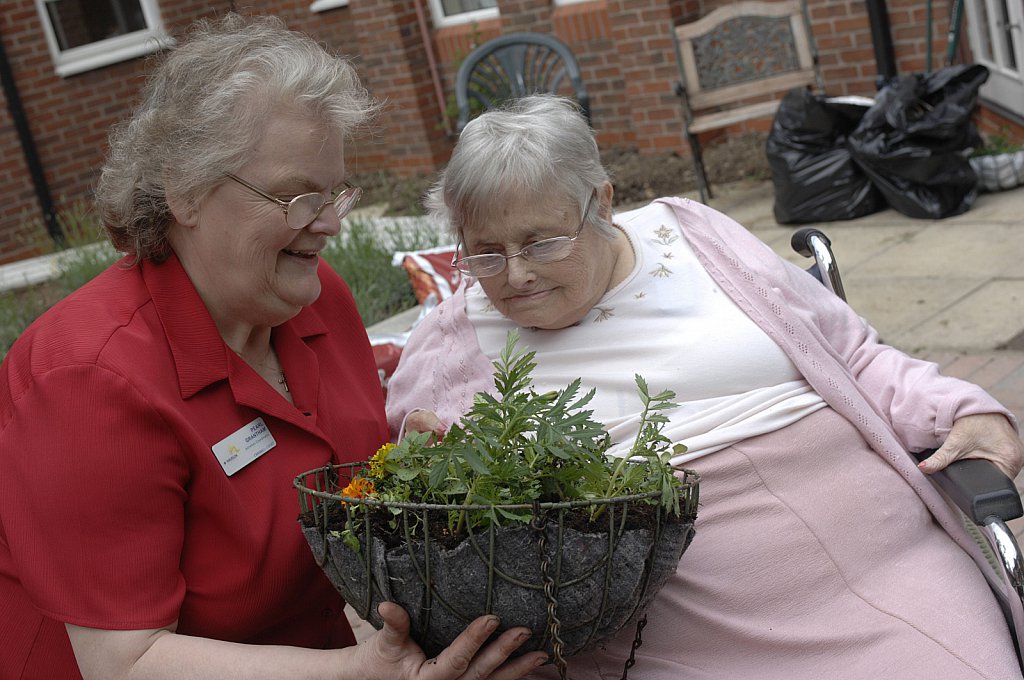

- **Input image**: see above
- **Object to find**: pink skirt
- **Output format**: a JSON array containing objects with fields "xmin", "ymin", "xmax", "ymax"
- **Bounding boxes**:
[{"xmin": 529, "ymin": 407, "xmax": 1021, "ymax": 679}]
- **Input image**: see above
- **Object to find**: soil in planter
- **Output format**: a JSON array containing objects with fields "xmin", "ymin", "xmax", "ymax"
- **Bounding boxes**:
[{"xmin": 301, "ymin": 499, "xmax": 682, "ymax": 551}]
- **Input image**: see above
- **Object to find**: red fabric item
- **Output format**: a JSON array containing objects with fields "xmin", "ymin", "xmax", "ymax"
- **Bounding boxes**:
[
  {"xmin": 395, "ymin": 245, "xmax": 460, "ymax": 305},
  {"xmin": 371, "ymin": 338, "xmax": 407, "ymax": 400},
  {"xmin": 0, "ymin": 254, "xmax": 387, "ymax": 678}
]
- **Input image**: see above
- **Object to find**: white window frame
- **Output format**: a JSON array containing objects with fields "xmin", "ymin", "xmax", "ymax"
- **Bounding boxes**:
[
  {"xmin": 426, "ymin": 0, "xmax": 498, "ymax": 28},
  {"xmin": 310, "ymin": 0, "xmax": 349, "ymax": 13},
  {"xmin": 964, "ymin": 0, "xmax": 1024, "ymax": 115},
  {"xmin": 35, "ymin": 0, "xmax": 172, "ymax": 78}
]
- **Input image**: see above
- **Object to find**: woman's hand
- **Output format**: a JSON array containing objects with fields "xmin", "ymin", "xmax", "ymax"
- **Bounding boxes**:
[
  {"xmin": 404, "ymin": 409, "xmax": 446, "ymax": 442},
  {"xmin": 356, "ymin": 602, "xmax": 547, "ymax": 680},
  {"xmin": 918, "ymin": 413, "xmax": 1024, "ymax": 480}
]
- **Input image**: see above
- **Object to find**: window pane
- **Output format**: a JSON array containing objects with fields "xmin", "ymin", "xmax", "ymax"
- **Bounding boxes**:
[
  {"xmin": 998, "ymin": 0, "xmax": 1018, "ymax": 70},
  {"xmin": 46, "ymin": 0, "xmax": 147, "ymax": 51},
  {"xmin": 977, "ymin": 0, "xmax": 994, "ymax": 62},
  {"xmin": 440, "ymin": 0, "xmax": 496, "ymax": 18}
]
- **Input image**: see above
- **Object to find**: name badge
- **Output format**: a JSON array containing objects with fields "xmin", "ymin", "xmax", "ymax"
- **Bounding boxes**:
[{"xmin": 212, "ymin": 417, "xmax": 277, "ymax": 476}]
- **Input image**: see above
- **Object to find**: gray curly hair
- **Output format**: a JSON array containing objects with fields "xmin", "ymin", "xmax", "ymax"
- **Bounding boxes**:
[
  {"xmin": 94, "ymin": 13, "xmax": 377, "ymax": 261},
  {"xmin": 424, "ymin": 94, "xmax": 613, "ymax": 240}
]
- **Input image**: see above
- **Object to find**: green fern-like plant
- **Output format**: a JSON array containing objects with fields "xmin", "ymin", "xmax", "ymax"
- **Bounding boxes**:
[{"xmin": 345, "ymin": 330, "xmax": 687, "ymax": 540}]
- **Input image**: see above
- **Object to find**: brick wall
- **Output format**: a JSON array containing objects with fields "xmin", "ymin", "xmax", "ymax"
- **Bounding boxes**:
[
  {"xmin": 342, "ymin": 0, "xmax": 456, "ymax": 177},
  {"xmin": 1, "ymin": 0, "xmax": 114, "ymax": 261},
  {"xmin": 0, "ymin": 0, "xmax": 229, "ymax": 264},
  {"xmin": 0, "ymin": 0, "xmax": 409, "ymax": 263},
  {"xmin": 429, "ymin": 0, "xmax": 687, "ymax": 155},
  {"xmin": 0, "ymin": 95, "xmax": 37, "ymax": 261},
  {"xmin": 805, "ymin": 0, "xmax": 975, "ymax": 94},
  {"xmin": 0, "ymin": 0, "xmax": 1022, "ymax": 263}
]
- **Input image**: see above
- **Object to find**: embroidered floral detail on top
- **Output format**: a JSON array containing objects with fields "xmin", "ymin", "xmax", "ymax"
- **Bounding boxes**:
[
  {"xmin": 650, "ymin": 263, "xmax": 672, "ymax": 278},
  {"xmin": 654, "ymin": 224, "xmax": 679, "ymax": 245}
]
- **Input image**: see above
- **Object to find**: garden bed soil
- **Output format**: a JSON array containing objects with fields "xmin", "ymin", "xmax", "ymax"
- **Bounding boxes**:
[{"xmin": 353, "ymin": 132, "xmax": 771, "ymax": 215}]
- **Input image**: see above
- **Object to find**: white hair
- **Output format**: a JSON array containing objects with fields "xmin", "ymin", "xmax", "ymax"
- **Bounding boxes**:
[
  {"xmin": 95, "ymin": 13, "xmax": 378, "ymax": 261},
  {"xmin": 425, "ymin": 94, "xmax": 614, "ymax": 240}
]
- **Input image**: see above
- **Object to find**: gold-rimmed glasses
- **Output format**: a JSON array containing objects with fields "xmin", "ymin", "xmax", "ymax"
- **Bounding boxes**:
[
  {"xmin": 452, "ymin": 192, "xmax": 595, "ymax": 277},
  {"xmin": 224, "ymin": 173, "xmax": 362, "ymax": 230}
]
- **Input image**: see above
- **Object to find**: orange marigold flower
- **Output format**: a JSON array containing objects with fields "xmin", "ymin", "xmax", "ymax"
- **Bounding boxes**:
[{"xmin": 340, "ymin": 477, "xmax": 376, "ymax": 499}]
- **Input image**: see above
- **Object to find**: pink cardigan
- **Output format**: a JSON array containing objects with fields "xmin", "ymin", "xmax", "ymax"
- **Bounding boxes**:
[{"xmin": 385, "ymin": 196, "xmax": 1022, "ymax": 644}]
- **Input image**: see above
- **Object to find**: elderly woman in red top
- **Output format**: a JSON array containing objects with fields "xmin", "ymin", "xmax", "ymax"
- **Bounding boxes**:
[{"xmin": 0, "ymin": 14, "xmax": 545, "ymax": 680}]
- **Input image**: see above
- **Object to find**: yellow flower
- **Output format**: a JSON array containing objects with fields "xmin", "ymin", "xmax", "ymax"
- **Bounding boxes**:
[
  {"xmin": 340, "ymin": 477, "xmax": 376, "ymax": 499},
  {"xmin": 369, "ymin": 442, "xmax": 396, "ymax": 479}
]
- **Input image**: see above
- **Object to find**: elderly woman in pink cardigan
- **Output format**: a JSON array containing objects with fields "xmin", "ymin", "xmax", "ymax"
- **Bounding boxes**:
[{"xmin": 385, "ymin": 95, "xmax": 1024, "ymax": 679}]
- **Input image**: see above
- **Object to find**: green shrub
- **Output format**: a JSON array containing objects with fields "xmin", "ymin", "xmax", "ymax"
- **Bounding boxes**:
[
  {"xmin": 322, "ymin": 216, "xmax": 446, "ymax": 327},
  {"xmin": 51, "ymin": 203, "xmax": 120, "ymax": 294},
  {"xmin": 0, "ymin": 286, "xmax": 54, "ymax": 355},
  {"xmin": 973, "ymin": 130, "xmax": 1023, "ymax": 157},
  {"xmin": 1, "ymin": 208, "xmax": 446, "ymax": 357},
  {"xmin": 336, "ymin": 330, "xmax": 687, "ymax": 544},
  {"xmin": 0, "ymin": 204, "xmax": 119, "ymax": 355}
]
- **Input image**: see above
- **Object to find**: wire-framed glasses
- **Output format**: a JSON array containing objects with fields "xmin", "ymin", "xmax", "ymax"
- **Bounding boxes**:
[
  {"xmin": 225, "ymin": 173, "xmax": 362, "ymax": 230},
  {"xmin": 451, "ymin": 192, "xmax": 595, "ymax": 277}
]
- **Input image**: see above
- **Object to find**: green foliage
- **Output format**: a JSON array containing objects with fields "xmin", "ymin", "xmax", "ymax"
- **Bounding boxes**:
[
  {"xmin": 973, "ymin": 130, "xmax": 1023, "ymax": 157},
  {"xmin": 0, "ymin": 204, "xmax": 119, "ymax": 355},
  {"xmin": 51, "ymin": 203, "xmax": 120, "ymax": 293},
  {"xmin": 348, "ymin": 170, "xmax": 433, "ymax": 217},
  {"xmin": 351, "ymin": 330, "xmax": 687, "ymax": 538},
  {"xmin": 1, "ymin": 207, "xmax": 443, "ymax": 357},
  {"xmin": 0, "ymin": 286, "xmax": 53, "ymax": 355},
  {"xmin": 321, "ymin": 216, "xmax": 445, "ymax": 327}
]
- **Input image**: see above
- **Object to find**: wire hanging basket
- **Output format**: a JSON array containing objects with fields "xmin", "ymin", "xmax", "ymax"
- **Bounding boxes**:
[{"xmin": 295, "ymin": 461, "xmax": 699, "ymax": 678}]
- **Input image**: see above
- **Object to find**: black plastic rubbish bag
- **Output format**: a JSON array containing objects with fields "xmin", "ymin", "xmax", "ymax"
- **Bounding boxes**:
[
  {"xmin": 767, "ymin": 87, "xmax": 883, "ymax": 224},
  {"xmin": 848, "ymin": 64, "xmax": 988, "ymax": 219}
]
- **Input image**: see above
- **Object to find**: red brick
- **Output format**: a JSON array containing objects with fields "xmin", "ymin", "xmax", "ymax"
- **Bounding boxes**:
[{"xmin": 0, "ymin": 0, "xmax": 1019, "ymax": 263}]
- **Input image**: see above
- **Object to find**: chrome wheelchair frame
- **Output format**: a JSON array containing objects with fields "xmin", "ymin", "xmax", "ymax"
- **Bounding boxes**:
[{"xmin": 792, "ymin": 227, "xmax": 1024, "ymax": 655}]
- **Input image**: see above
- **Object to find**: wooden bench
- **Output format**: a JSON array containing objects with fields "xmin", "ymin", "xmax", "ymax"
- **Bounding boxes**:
[{"xmin": 672, "ymin": 0, "xmax": 822, "ymax": 202}]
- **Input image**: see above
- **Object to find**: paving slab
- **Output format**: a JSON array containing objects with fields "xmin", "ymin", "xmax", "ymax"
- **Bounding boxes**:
[
  {"xmin": 699, "ymin": 180, "xmax": 1024, "ymax": 357},
  {"xmin": 890, "ymin": 279, "xmax": 1024, "ymax": 352},
  {"xmin": 850, "ymin": 222, "xmax": 1024, "ymax": 279},
  {"xmin": 705, "ymin": 178, "xmax": 778, "ymax": 228},
  {"xmin": 816, "ymin": 225, "xmax": 926, "ymax": 272},
  {"xmin": 840, "ymin": 276, "xmax": 987, "ymax": 351},
  {"xmin": 941, "ymin": 188, "xmax": 1024, "ymax": 224}
]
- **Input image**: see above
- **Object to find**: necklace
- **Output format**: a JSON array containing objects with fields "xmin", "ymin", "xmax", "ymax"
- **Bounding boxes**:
[{"xmin": 233, "ymin": 346, "xmax": 289, "ymax": 394}]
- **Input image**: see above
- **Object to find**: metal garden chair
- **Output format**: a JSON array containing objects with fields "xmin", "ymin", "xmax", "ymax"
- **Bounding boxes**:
[{"xmin": 454, "ymin": 32, "xmax": 591, "ymax": 134}]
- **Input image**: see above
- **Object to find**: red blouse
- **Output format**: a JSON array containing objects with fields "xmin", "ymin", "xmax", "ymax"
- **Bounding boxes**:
[{"xmin": 0, "ymin": 254, "xmax": 389, "ymax": 678}]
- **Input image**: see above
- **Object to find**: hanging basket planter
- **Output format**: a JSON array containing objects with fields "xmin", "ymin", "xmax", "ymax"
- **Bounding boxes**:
[
  {"xmin": 295, "ymin": 331, "xmax": 701, "ymax": 677},
  {"xmin": 296, "ymin": 462, "xmax": 699, "ymax": 676}
]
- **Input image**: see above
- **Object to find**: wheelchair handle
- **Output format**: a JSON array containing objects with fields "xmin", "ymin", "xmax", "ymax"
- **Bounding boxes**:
[
  {"xmin": 914, "ymin": 451, "xmax": 1024, "ymax": 524},
  {"xmin": 790, "ymin": 227, "xmax": 831, "ymax": 258},
  {"xmin": 790, "ymin": 227, "xmax": 846, "ymax": 302}
]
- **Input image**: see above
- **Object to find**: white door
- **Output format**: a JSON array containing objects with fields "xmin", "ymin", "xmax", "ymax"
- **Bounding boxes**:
[{"xmin": 965, "ymin": 0, "xmax": 1024, "ymax": 115}]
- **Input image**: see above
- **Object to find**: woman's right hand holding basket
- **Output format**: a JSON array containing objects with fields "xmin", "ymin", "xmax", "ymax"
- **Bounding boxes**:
[{"xmin": 352, "ymin": 602, "xmax": 547, "ymax": 680}]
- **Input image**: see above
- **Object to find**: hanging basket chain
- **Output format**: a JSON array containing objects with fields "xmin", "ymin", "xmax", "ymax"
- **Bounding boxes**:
[
  {"xmin": 618, "ymin": 614, "xmax": 648, "ymax": 680},
  {"xmin": 532, "ymin": 503, "xmax": 568, "ymax": 679}
]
